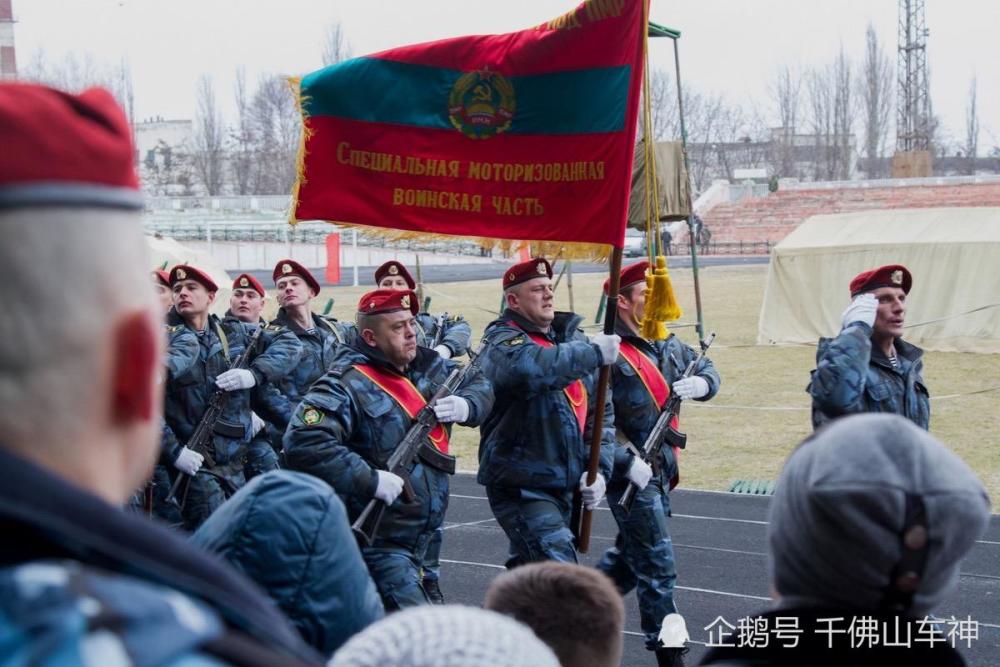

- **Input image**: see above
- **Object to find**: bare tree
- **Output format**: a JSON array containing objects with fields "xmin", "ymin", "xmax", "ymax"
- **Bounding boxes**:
[
  {"xmin": 249, "ymin": 74, "xmax": 301, "ymax": 194},
  {"xmin": 807, "ymin": 65, "xmax": 835, "ymax": 180},
  {"xmin": 770, "ymin": 65, "xmax": 801, "ymax": 177},
  {"xmin": 321, "ymin": 23, "xmax": 353, "ymax": 67},
  {"xmin": 230, "ymin": 66, "xmax": 258, "ymax": 195},
  {"xmin": 964, "ymin": 76, "xmax": 979, "ymax": 174},
  {"xmin": 859, "ymin": 24, "xmax": 893, "ymax": 178},
  {"xmin": 832, "ymin": 46, "xmax": 855, "ymax": 180},
  {"xmin": 806, "ymin": 48, "xmax": 856, "ymax": 181},
  {"xmin": 191, "ymin": 75, "xmax": 226, "ymax": 195}
]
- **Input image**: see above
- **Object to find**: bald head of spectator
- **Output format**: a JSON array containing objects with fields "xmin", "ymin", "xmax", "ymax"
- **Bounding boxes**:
[{"xmin": 485, "ymin": 562, "xmax": 625, "ymax": 667}]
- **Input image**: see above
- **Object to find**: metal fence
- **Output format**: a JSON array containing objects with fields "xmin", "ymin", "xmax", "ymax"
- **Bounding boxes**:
[{"xmin": 670, "ymin": 241, "xmax": 772, "ymax": 256}]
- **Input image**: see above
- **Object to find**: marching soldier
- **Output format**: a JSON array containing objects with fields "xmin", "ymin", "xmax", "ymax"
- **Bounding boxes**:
[
  {"xmin": 271, "ymin": 259, "xmax": 353, "ymax": 418},
  {"xmin": 478, "ymin": 257, "xmax": 619, "ymax": 567},
  {"xmin": 375, "ymin": 260, "xmax": 472, "ymax": 359},
  {"xmin": 284, "ymin": 289, "xmax": 493, "ymax": 610},
  {"xmin": 808, "ymin": 264, "xmax": 929, "ymax": 429},
  {"xmin": 373, "ymin": 259, "xmax": 472, "ymax": 603},
  {"xmin": 165, "ymin": 264, "xmax": 301, "ymax": 530},
  {"xmin": 596, "ymin": 261, "xmax": 721, "ymax": 667}
]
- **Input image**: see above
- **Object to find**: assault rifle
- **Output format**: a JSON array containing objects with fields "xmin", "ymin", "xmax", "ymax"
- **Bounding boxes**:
[
  {"xmin": 618, "ymin": 332, "xmax": 716, "ymax": 513},
  {"xmin": 165, "ymin": 324, "xmax": 264, "ymax": 508},
  {"xmin": 431, "ymin": 312, "xmax": 449, "ymax": 348},
  {"xmin": 352, "ymin": 341, "xmax": 486, "ymax": 546}
]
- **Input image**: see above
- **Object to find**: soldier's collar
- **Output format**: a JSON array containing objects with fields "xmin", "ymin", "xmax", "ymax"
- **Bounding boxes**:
[{"xmin": 503, "ymin": 308, "xmax": 552, "ymax": 336}]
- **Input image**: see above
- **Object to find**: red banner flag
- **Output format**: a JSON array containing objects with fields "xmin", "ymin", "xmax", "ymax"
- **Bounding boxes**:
[{"xmin": 290, "ymin": 0, "xmax": 647, "ymax": 256}]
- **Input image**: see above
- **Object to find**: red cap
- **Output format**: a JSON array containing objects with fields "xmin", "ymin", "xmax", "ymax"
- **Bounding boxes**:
[
  {"xmin": 233, "ymin": 273, "xmax": 265, "ymax": 297},
  {"xmin": 503, "ymin": 257, "xmax": 553, "ymax": 290},
  {"xmin": 0, "ymin": 82, "xmax": 142, "ymax": 210},
  {"xmin": 152, "ymin": 270, "xmax": 170, "ymax": 288},
  {"xmin": 169, "ymin": 264, "xmax": 218, "ymax": 293},
  {"xmin": 374, "ymin": 260, "xmax": 416, "ymax": 290},
  {"xmin": 273, "ymin": 259, "xmax": 320, "ymax": 295},
  {"xmin": 604, "ymin": 260, "xmax": 649, "ymax": 296},
  {"xmin": 849, "ymin": 264, "xmax": 912, "ymax": 297},
  {"xmin": 357, "ymin": 289, "xmax": 419, "ymax": 317}
]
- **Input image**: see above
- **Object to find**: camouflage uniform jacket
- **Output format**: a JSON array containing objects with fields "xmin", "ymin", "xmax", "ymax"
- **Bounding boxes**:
[
  {"xmin": 284, "ymin": 342, "xmax": 493, "ymax": 550},
  {"xmin": 478, "ymin": 309, "xmax": 615, "ymax": 492},
  {"xmin": 0, "ymin": 446, "xmax": 321, "ymax": 666},
  {"xmin": 610, "ymin": 321, "xmax": 721, "ymax": 488},
  {"xmin": 164, "ymin": 310, "xmax": 301, "ymax": 473},
  {"xmin": 808, "ymin": 322, "xmax": 930, "ymax": 430},
  {"xmin": 414, "ymin": 311, "xmax": 472, "ymax": 358},
  {"xmin": 271, "ymin": 308, "xmax": 351, "ymax": 409},
  {"xmin": 160, "ymin": 323, "xmax": 201, "ymax": 466}
]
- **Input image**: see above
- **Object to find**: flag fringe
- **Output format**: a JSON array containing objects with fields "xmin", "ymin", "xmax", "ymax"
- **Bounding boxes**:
[{"xmin": 287, "ymin": 76, "xmax": 313, "ymax": 227}]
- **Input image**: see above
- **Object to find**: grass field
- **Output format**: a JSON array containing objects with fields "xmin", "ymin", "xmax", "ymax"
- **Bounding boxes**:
[{"xmin": 288, "ymin": 263, "xmax": 1000, "ymax": 500}]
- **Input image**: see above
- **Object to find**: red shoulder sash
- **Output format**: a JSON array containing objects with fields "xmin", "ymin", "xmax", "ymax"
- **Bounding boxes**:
[
  {"xmin": 619, "ymin": 340, "xmax": 670, "ymax": 408},
  {"xmin": 353, "ymin": 364, "xmax": 449, "ymax": 453}
]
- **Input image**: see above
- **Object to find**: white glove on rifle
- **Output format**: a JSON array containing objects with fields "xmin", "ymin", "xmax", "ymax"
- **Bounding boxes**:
[
  {"xmin": 672, "ymin": 376, "xmax": 709, "ymax": 400},
  {"xmin": 215, "ymin": 368, "xmax": 256, "ymax": 391},
  {"xmin": 374, "ymin": 470, "xmax": 405, "ymax": 504},
  {"xmin": 433, "ymin": 394, "xmax": 470, "ymax": 423},
  {"xmin": 250, "ymin": 411, "xmax": 266, "ymax": 437},
  {"xmin": 579, "ymin": 472, "xmax": 607, "ymax": 510},
  {"xmin": 590, "ymin": 333, "xmax": 621, "ymax": 365},
  {"xmin": 626, "ymin": 457, "xmax": 653, "ymax": 490},
  {"xmin": 174, "ymin": 447, "xmax": 204, "ymax": 476},
  {"xmin": 841, "ymin": 293, "xmax": 878, "ymax": 329},
  {"xmin": 433, "ymin": 344, "xmax": 452, "ymax": 360}
]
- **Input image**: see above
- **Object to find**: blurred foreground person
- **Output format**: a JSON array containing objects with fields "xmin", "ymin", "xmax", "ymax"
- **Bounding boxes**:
[
  {"xmin": 485, "ymin": 561, "xmax": 625, "ymax": 667},
  {"xmin": 700, "ymin": 414, "xmax": 990, "ymax": 667},
  {"xmin": 0, "ymin": 82, "xmax": 320, "ymax": 666}
]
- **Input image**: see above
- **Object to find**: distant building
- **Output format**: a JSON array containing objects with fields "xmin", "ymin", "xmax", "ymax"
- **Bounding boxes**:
[
  {"xmin": 135, "ymin": 117, "xmax": 197, "ymax": 196},
  {"xmin": 1, "ymin": 0, "xmax": 16, "ymax": 79}
]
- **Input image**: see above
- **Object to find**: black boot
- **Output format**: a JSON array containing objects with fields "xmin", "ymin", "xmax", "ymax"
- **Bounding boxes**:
[
  {"xmin": 423, "ymin": 578, "xmax": 445, "ymax": 604},
  {"xmin": 655, "ymin": 646, "xmax": 688, "ymax": 667}
]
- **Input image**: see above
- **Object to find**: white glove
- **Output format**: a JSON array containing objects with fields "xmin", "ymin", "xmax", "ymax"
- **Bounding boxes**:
[
  {"xmin": 590, "ymin": 333, "xmax": 621, "ymax": 365},
  {"xmin": 215, "ymin": 368, "xmax": 257, "ymax": 391},
  {"xmin": 250, "ymin": 411, "xmax": 266, "ymax": 437},
  {"xmin": 174, "ymin": 447, "xmax": 204, "ymax": 476},
  {"xmin": 374, "ymin": 470, "xmax": 405, "ymax": 504},
  {"xmin": 579, "ymin": 472, "xmax": 607, "ymax": 510},
  {"xmin": 626, "ymin": 457, "xmax": 653, "ymax": 490},
  {"xmin": 433, "ymin": 394, "xmax": 470, "ymax": 423},
  {"xmin": 672, "ymin": 375, "xmax": 710, "ymax": 400},
  {"xmin": 841, "ymin": 293, "xmax": 878, "ymax": 329},
  {"xmin": 433, "ymin": 344, "xmax": 452, "ymax": 360}
]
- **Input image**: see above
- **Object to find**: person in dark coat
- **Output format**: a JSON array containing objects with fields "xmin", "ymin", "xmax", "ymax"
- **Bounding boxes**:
[
  {"xmin": 808, "ymin": 264, "xmax": 929, "ymax": 429},
  {"xmin": 699, "ymin": 414, "xmax": 990, "ymax": 667}
]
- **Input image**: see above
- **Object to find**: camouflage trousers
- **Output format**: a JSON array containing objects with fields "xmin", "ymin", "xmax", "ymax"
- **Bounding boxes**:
[
  {"xmin": 175, "ymin": 468, "xmax": 244, "ymax": 532},
  {"xmin": 364, "ymin": 532, "xmax": 435, "ymax": 611},
  {"xmin": 244, "ymin": 433, "xmax": 280, "ymax": 480},
  {"xmin": 597, "ymin": 481, "xmax": 678, "ymax": 650},
  {"xmin": 421, "ymin": 527, "xmax": 443, "ymax": 582},
  {"xmin": 486, "ymin": 485, "xmax": 578, "ymax": 568}
]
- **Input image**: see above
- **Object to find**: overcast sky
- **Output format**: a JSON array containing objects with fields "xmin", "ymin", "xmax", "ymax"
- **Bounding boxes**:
[{"xmin": 13, "ymin": 0, "xmax": 998, "ymax": 149}]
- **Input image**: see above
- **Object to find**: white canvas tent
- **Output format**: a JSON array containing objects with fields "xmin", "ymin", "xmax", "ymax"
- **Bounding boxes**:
[
  {"xmin": 759, "ymin": 207, "xmax": 1000, "ymax": 353},
  {"xmin": 146, "ymin": 234, "xmax": 232, "ymax": 314}
]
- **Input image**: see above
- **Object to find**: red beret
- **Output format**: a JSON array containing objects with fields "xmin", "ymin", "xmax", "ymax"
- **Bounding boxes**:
[
  {"xmin": 850, "ymin": 264, "xmax": 912, "ymax": 297},
  {"xmin": 503, "ymin": 257, "xmax": 553, "ymax": 290},
  {"xmin": 604, "ymin": 260, "xmax": 649, "ymax": 296},
  {"xmin": 233, "ymin": 273, "xmax": 265, "ymax": 297},
  {"xmin": 374, "ymin": 260, "xmax": 416, "ymax": 290},
  {"xmin": 169, "ymin": 264, "xmax": 218, "ymax": 293},
  {"xmin": 357, "ymin": 289, "xmax": 419, "ymax": 317},
  {"xmin": 152, "ymin": 270, "xmax": 170, "ymax": 288},
  {"xmin": 273, "ymin": 259, "xmax": 320, "ymax": 295},
  {"xmin": 0, "ymin": 82, "xmax": 142, "ymax": 210}
]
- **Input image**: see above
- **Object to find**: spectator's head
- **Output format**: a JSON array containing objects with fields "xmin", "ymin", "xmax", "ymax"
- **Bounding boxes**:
[
  {"xmin": 769, "ymin": 413, "xmax": 991, "ymax": 617},
  {"xmin": 484, "ymin": 562, "xmax": 624, "ymax": 667},
  {"xmin": 0, "ymin": 82, "xmax": 160, "ymax": 505},
  {"xmin": 329, "ymin": 605, "xmax": 560, "ymax": 667},
  {"xmin": 503, "ymin": 258, "xmax": 555, "ymax": 328}
]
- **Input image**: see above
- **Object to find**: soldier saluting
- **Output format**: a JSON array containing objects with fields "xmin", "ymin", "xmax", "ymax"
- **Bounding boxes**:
[
  {"xmin": 284, "ymin": 289, "xmax": 493, "ymax": 610},
  {"xmin": 596, "ymin": 261, "xmax": 720, "ymax": 667},
  {"xmin": 479, "ymin": 257, "xmax": 620, "ymax": 567},
  {"xmin": 809, "ymin": 264, "xmax": 929, "ymax": 429},
  {"xmin": 165, "ymin": 264, "xmax": 301, "ymax": 529}
]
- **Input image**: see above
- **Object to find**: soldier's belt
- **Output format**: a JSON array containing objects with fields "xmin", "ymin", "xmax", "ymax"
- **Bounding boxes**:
[
  {"xmin": 418, "ymin": 441, "xmax": 457, "ymax": 474},
  {"xmin": 213, "ymin": 419, "xmax": 246, "ymax": 439}
]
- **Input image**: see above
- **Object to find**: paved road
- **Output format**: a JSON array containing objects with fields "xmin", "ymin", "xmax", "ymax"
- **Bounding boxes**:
[
  {"xmin": 439, "ymin": 472, "xmax": 1000, "ymax": 667},
  {"xmin": 240, "ymin": 256, "xmax": 770, "ymax": 287}
]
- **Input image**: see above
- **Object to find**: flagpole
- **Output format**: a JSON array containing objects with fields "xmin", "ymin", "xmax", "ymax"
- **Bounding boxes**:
[{"xmin": 576, "ymin": 246, "xmax": 623, "ymax": 553}]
